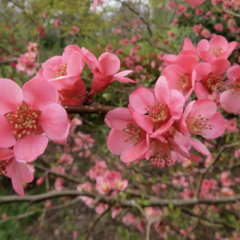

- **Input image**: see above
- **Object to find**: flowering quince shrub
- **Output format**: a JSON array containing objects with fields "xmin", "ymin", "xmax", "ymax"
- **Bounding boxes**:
[{"xmin": 1, "ymin": 1, "xmax": 240, "ymax": 240}]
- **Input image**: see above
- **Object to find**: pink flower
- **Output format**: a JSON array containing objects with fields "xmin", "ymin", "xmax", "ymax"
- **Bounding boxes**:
[
  {"xmin": 82, "ymin": 48, "xmax": 134, "ymax": 92},
  {"xmin": 195, "ymin": 8, "xmax": 203, "ymax": 16},
  {"xmin": 176, "ymin": 5, "xmax": 187, "ymax": 16},
  {"xmin": 42, "ymin": 12, "xmax": 47, "ymax": 18},
  {"xmin": 171, "ymin": 18, "xmax": 178, "ymax": 26},
  {"xmin": 129, "ymin": 76, "xmax": 185, "ymax": 134},
  {"xmin": 27, "ymin": 42, "xmax": 38, "ymax": 52},
  {"xmin": 0, "ymin": 77, "xmax": 69, "ymax": 162},
  {"xmin": 162, "ymin": 55, "xmax": 199, "ymax": 99},
  {"xmin": 54, "ymin": 19, "xmax": 60, "ymax": 28},
  {"xmin": 70, "ymin": 26, "xmax": 79, "ymax": 35},
  {"xmin": 214, "ymin": 23, "xmax": 224, "ymax": 32},
  {"xmin": 220, "ymin": 171, "xmax": 232, "ymax": 187},
  {"xmin": 178, "ymin": 99, "xmax": 225, "ymax": 155},
  {"xmin": 185, "ymin": 0, "xmax": 205, "ymax": 7},
  {"xmin": 163, "ymin": 38, "xmax": 198, "ymax": 64},
  {"xmin": 197, "ymin": 35, "xmax": 237, "ymax": 63},
  {"xmin": 113, "ymin": 29, "xmax": 122, "ymax": 34},
  {"xmin": 105, "ymin": 108, "xmax": 148, "ymax": 163},
  {"xmin": 122, "ymin": 213, "xmax": 136, "ymax": 225},
  {"xmin": 77, "ymin": 182, "xmax": 94, "ymax": 206},
  {"xmin": 95, "ymin": 177, "xmax": 111, "ymax": 195},
  {"xmin": 16, "ymin": 52, "xmax": 39, "ymax": 76},
  {"xmin": 93, "ymin": 0, "xmax": 104, "ymax": 12},
  {"xmin": 201, "ymin": 28, "xmax": 211, "ymax": 38},
  {"xmin": 193, "ymin": 24, "xmax": 202, "ymax": 36},
  {"xmin": 0, "ymin": 148, "xmax": 34, "ymax": 196},
  {"xmin": 220, "ymin": 65, "xmax": 240, "ymax": 113},
  {"xmin": 194, "ymin": 59, "xmax": 230, "ymax": 99},
  {"xmin": 40, "ymin": 45, "xmax": 86, "ymax": 105}
]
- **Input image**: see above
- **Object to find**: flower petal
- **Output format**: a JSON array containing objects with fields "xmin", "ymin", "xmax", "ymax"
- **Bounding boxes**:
[
  {"xmin": 107, "ymin": 129, "xmax": 131, "ymax": 155},
  {"xmin": 0, "ymin": 78, "xmax": 23, "ymax": 115},
  {"xmin": 120, "ymin": 140, "xmax": 147, "ymax": 163},
  {"xmin": 169, "ymin": 90, "xmax": 185, "ymax": 119},
  {"xmin": 0, "ymin": 148, "xmax": 14, "ymax": 160},
  {"xmin": 23, "ymin": 77, "xmax": 58, "ymax": 110},
  {"xmin": 203, "ymin": 112, "xmax": 225, "ymax": 139},
  {"xmin": 67, "ymin": 51, "xmax": 84, "ymax": 76},
  {"xmin": 38, "ymin": 103, "xmax": 69, "ymax": 139},
  {"xmin": 189, "ymin": 137, "xmax": 210, "ymax": 155},
  {"xmin": 155, "ymin": 76, "xmax": 169, "ymax": 104},
  {"xmin": 220, "ymin": 90, "xmax": 240, "ymax": 113},
  {"xmin": 0, "ymin": 115, "xmax": 15, "ymax": 148},
  {"xmin": 105, "ymin": 108, "xmax": 133, "ymax": 130},
  {"xmin": 129, "ymin": 88, "xmax": 154, "ymax": 114},
  {"xmin": 98, "ymin": 52, "xmax": 120, "ymax": 77},
  {"xmin": 14, "ymin": 134, "xmax": 48, "ymax": 162}
]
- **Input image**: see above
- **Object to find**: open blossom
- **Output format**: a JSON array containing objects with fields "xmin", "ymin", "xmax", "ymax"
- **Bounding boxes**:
[
  {"xmin": 162, "ymin": 55, "xmax": 199, "ymax": 100},
  {"xmin": 178, "ymin": 99, "xmax": 225, "ymax": 155},
  {"xmin": 82, "ymin": 48, "xmax": 134, "ymax": 92},
  {"xmin": 95, "ymin": 177, "xmax": 111, "ymax": 195},
  {"xmin": 220, "ymin": 65, "xmax": 240, "ymax": 113},
  {"xmin": 194, "ymin": 59, "xmax": 230, "ymax": 99},
  {"xmin": 0, "ymin": 148, "xmax": 34, "ymax": 196},
  {"xmin": 129, "ymin": 76, "xmax": 185, "ymax": 134},
  {"xmin": 70, "ymin": 26, "xmax": 79, "ymax": 35},
  {"xmin": 54, "ymin": 19, "xmax": 60, "ymax": 28},
  {"xmin": 105, "ymin": 107, "xmax": 148, "ymax": 163},
  {"xmin": 40, "ymin": 45, "xmax": 86, "ymax": 105},
  {"xmin": 27, "ymin": 42, "xmax": 38, "ymax": 52},
  {"xmin": 0, "ymin": 77, "xmax": 69, "ymax": 162},
  {"xmin": 16, "ymin": 51, "xmax": 39, "ymax": 76},
  {"xmin": 197, "ymin": 35, "xmax": 237, "ymax": 63},
  {"xmin": 163, "ymin": 38, "xmax": 198, "ymax": 65}
]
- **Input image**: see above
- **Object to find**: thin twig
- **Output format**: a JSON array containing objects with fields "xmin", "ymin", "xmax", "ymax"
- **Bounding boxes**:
[
  {"xmin": 83, "ymin": 207, "xmax": 110, "ymax": 240},
  {"xmin": 195, "ymin": 141, "xmax": 240, "ymax": 198},
  {"xmin": 2, "ymin": 190, "xmax": 240, "ymax": 207},
  {"xmin": 33, "ymin": 163, "xmax": 81, "ymax": 184},
  {"xmin": 63, "ymin": 102, "xmax": 116, "ymax": 114},
  {"xmin": 0, "ymin": 198, "xmax": 81, "ymax": 225}
]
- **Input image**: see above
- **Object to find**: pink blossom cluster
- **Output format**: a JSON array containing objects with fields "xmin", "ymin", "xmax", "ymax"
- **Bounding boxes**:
[
  {"xmin": 0, "ymin": 76, "xmax": 69, "ymax": 195},
  {"xmin": 105, "ymin": 35, "xmax": 238, "ymax": 167},
  {"xmin": 37, "ymin": 45, "xmax": 134, "ymax": 106},
  {"xmin": 77, "ymin": 159, "xmax": 128, "ymax": 215},
  {"xmin": 16, "ymin": 42, "xmax": 39, "ymax": 76}
]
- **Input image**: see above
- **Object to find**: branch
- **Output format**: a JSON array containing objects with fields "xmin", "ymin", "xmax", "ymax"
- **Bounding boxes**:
[
  {"xmin": 33, "ymin": 163, "xmax": 82, "ymax": 184},
  {"xmin": 121, "ymin": 2, "xmax": 153, "ymax": 37},
  {"xmin": 195, "ymin": 141, "xmax": 240, "ymax": 197},
  {"xmin": 63, "ymin": 102, "xmax": 116, "ymax": 114},
  {"xmin": 83, "ymin": 207, "xmax": 110, "ymax": 240},
  {"xmin": 0, "ymin": 198, "xmax": 81, "ymax": 225},
  {"xmin": 2, "ymin": 190, "xmax": 240, "ymax": 207}
]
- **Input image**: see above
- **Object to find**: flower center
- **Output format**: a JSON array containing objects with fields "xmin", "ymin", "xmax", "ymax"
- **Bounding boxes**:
[
  {"xmin": 208, "ymin": 46, "xmax": 223, "ymax": 57},
  {"xmin": 229, "ymin": 79, "xmax": 240, "ymax": 95},
  {"xmin": 54, "ymin": 63, "xmax": 68, "ymax": 78},
  {"xmin": 202, "ymin": 72, "xmax": 224, "ymax": 92},
  {"xmin": 150, "ymin": 152, "xmax": 172, "ymax": 167},
  {"xmin": 122, "ymin": 123, "xmax": 141, "ymax": 146},
  {"xmin": 0, "ymin": 160, "xmax": 8, "ymax": 175},
  {"xmin": 147, "ymin": 103, "xmax": 171, "ymax": 123},
  {"xmin": 176, "ymin": 73, "xmax": 192, "ymax": 91},
  {"xmin": 186, "ymin": 115, "xmax": 212, "ymax": 136},
  {"xmin": 5, "ymin": 102, "xmax": 43, "ymax": 140}
]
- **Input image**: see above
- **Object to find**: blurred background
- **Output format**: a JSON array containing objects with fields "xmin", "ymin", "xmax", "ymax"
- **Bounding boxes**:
[{"xmin": 0, "ymin": 0, "xmax": 240, "ymax": 239}]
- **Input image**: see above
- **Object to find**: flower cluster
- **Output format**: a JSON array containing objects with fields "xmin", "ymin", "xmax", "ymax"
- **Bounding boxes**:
[
  {"xmin": 16, "ymin": 42, "xmax": 39, "ymax": 76},
  {"xmin": 0, "ymin": 44, "xmax": 134, "ymax": 196},
  {"xmin": 105, "ymin": 35, "xmax": 237, "ymax": 167}
]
